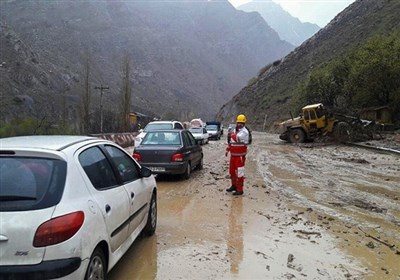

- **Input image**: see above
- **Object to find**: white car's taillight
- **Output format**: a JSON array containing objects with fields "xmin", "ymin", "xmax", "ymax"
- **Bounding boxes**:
[{"xmin": 33, "ymin": 211, "xmax": 84, "ymax": 247}]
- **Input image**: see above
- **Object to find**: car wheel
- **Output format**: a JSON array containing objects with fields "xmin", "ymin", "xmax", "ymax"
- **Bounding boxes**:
[
  {"xmin": 183, "ymin": 162, "xmax": 191, "ymax": 180},
  {"xmin": 196, "ymin": 156, "xmax": 203, "ymax": 170},
  {"xmin": 143, "ymin": 193, "xmax": 157, "ymax": 236},
  {"xmin": 85, "ymin": 247, "xmax": 106, "ymax": 280}
]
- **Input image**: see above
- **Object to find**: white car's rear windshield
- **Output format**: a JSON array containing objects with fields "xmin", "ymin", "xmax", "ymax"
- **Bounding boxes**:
[
  {"xmin": 142, "ymin": 132, "xmax": 181, "ymax": 145},
  {"xmin": 206, "ymin": 125, "xmax": 218, "ymax": 130},
  {"xmin": 144, "ymin": 123, "xmax": 173, "ymax": 132},
  {"xmin": 0, "ymin": 157, "xmax": 66, "ymax": 211}
]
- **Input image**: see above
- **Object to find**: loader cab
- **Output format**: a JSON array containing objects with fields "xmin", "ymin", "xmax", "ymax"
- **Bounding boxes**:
[{"xmin": 302, "ymin": 103, "xmax": 327, "ymax": 131}]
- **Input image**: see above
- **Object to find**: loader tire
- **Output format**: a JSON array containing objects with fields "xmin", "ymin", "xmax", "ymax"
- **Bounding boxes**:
[
  {"xmin": 289, "ymin": 129, "xmax": 306, "ymax": 143},
  {"xmin": 333, "ymin": 122, "xmax": 350, "ymax": 142}
]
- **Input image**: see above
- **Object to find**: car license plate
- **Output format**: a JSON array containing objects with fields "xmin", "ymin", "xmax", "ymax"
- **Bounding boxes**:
[{"xmin": 149, "ymin": 167, "xmax": 165, "ymax": 172}]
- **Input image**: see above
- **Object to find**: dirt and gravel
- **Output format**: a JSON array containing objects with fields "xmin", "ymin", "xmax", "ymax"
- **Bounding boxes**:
[{"xmin": 110, "ymin": 131, "xmax": 400, "ymax": 280}]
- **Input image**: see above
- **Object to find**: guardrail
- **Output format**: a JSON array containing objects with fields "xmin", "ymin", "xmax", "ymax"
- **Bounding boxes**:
[
  {"xmin": 90, "ymin": 132, "xmax": 138, "ymax": 148},
  {"xmin": 345, "ymin": 142, "xmax": 400, "ymax": 156}
]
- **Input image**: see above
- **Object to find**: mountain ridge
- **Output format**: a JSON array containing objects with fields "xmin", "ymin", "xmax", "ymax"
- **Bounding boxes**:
[
  {"xmin": 217, "ymin": 0, "xmax": 400, "ymax": 129},
  {"xmin": 238, "ymin": 0, "xmax": 320, "ymax": 46},
  {"xmin": 1, "ymin": 0, "xmax": 293, "ymax": 132}
]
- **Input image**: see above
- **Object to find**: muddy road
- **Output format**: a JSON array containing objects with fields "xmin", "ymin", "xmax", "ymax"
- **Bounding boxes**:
[{"xmin": 109, "ymin": 132, "xmax": 400, "ymax": 280}]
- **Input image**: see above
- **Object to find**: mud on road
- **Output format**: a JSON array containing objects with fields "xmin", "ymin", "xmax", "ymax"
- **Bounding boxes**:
[{"xmin": 110, "ymin": 132, "xmax": 400, "ymax": 280}]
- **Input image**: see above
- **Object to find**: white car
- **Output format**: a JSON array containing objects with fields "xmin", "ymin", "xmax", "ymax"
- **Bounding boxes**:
[
  {"xmin": 189, "ymin": 127, "xmax": 209, "ymax": 145},
  {"xmin": 0, "ymin": 135, "xmax": 157, "ymax": 280},
  {"xmin": 134, "ymin": 121, "xmax": 184, "ymax": 149}
]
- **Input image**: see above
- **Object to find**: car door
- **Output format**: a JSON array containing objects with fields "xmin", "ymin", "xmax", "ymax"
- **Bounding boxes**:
[
  {"xmin": 103, "ymin": 145, "xmax": 150, "ymax": 235},
  {"xmin": 202, "ymin": 128, "xmax": 209, "ymax": 142},
  {"xmin": 78, "ymin": 146, "xmax": 130, "ymax": 253},
  {"xmin": 182, "ymin": 131, "xmax": 201, "ymax": 166}
]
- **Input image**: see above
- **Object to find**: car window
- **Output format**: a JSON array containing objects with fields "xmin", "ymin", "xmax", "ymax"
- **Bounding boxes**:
[
  {"xmin": 174, "ymin": 123, "xmax": 183, "ymax": 129},
  {"xmin": 165, "ymin": 132, "xmax": 181, "ymax": 144},
  {"xmin": 142, "ymin": 132, "xmax": 181, "ymax": 145},
  {"xmin": 79, "ymin": 147, "xmax": 118, "ymax": 190},
  {"xmin": 144, "ymin": 123, "xmax": 173, "ymax": 132},
  {"xmin": 182, "ymin": 132, "xmax": 190, "ymax": 147},
  {"xmin": 0, "ymin": 157, "xmax": 66, "ymax": 211},
  {"xmin": 182, "ymin": 131, "xmax": 196, "ymax": 147},
  {"xmin": 187, "ymin": 131, "xmax": 197, "ymax": 146},
  {"xmin": 142, "ymin": 132, "xmax": 165, "ymax": 145},
  {"xmin": 104, "ymin": 145, "xmax": 140, "ymax": 183}
]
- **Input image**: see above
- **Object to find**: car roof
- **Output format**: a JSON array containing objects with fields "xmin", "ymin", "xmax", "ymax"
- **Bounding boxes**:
[
  {"xmin": 0, "ymin": 135, "xmax": 102, "ymax": 151},
  {"xmin": 147, "ymin": 121, "xmax": 181, "ymax": 124},
  {"xmin": 146, "ymin": 129, "xmax": 182, "ymax": 133}
]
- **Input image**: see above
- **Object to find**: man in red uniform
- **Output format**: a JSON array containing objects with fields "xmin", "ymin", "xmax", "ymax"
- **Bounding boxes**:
[{"xmin": 225, "ymin": 114, "xmax": 249, "ymax": 195}]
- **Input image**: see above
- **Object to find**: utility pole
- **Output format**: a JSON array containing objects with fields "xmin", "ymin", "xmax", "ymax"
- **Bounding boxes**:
[
  {"xmin": 263, "ymin": 114, "xmax": 268, "ymax": 131},
  {"xmin": 95, "ymin": 85, "xmax": 109, "ymax": 133}
]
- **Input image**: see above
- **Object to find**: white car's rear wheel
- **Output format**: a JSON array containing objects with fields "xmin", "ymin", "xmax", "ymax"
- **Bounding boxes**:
[
  {"xmin": 143, "ymin": 193, "xmax": 157, "ymax": 236},
  {"xmin": 85, "ymin": 247, "xmax": 106, "ymax": 280}
]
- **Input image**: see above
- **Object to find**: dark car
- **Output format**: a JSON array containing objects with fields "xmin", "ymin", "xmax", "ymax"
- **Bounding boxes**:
[
  {"xmin": 132, "ymin": 130, "xmax": 203, "ymax": 179},
  {"xmin": 205, "ymin": 124, "xmax": 221, "ymax": 140}
]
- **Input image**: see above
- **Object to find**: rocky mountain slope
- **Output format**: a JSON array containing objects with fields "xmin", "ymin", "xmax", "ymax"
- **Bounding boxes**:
[
  {"xmin": 1, "ymin": 0, "xmax": 293, "ymax": 127},
  {"xmin": 217, "ymin": 0, "xmax": 400, "ymax": 129},
  {"xmin": 238, "ymin": 0, "xmax": 320, "ymax": 46}
]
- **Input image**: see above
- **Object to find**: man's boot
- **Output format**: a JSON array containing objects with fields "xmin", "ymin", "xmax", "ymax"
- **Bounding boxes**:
[
  {"xmin": 232, "ymin": 190, "xmax": 243, "ymax": 195},
  {"xmin": 226, "ymin": 185, "xmax": 236, "ymax": 192}
]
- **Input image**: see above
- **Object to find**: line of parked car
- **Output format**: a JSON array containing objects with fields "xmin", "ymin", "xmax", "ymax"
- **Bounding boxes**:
[
  {"xmin": 132, "ymin": 120, "xmax": 222, "ymax": 180},
  {"xmin": 0, "ymin": 120, "xmax": 224, "ymax": 279}
]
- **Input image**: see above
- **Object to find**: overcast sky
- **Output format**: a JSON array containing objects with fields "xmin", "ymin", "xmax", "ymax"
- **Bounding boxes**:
[{"xmin": 229, "ymin": 0, "xmax": 356, "ymax": 27}]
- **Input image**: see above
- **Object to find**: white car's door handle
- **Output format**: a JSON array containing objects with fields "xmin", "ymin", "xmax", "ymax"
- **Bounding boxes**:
[{"xmin": 105, "ymin": 204, "xmax": 111, "ymax": 213}]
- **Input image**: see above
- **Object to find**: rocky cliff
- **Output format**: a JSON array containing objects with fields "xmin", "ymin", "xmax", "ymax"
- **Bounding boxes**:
[{"xmin": 1, "ymin": 0, "xmax": 293, "ymax": 127}]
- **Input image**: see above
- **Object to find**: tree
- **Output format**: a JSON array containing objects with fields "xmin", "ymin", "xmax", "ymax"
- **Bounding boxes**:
[
  {"xmin": 346, "ymin": 34, "xmax": 400, "ymax": 109},
  {"xmin": 295, "ymin": 32, "xmax": 400, "ymax": 120},
  {"xmin": 296, "ymin": 62, "xmax": 347, "ymax": 109}
]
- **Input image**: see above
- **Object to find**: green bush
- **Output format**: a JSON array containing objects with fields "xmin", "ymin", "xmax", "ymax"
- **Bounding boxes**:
[
  {"xmin": 295, "ymin": 32, "xmax": 400, "ymax": 120},
  {"xmin": 0, "ymin": 118, "xmax": 76, "ymax": 138}
]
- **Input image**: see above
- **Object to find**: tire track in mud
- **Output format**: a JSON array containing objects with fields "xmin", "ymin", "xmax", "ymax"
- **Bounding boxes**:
[{"xmin": 254, "ymin": 132, "xmax": 400, "ymax": 279}]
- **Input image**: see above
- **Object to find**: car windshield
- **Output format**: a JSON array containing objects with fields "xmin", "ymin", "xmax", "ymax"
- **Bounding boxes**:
[
  {"xmin": 0, "ymin": 157, "xmax": 67, "ymax": 211},
  {"xmin": 206, "ymin": 125, "xmax": 218, "ymax": 130},
  {"xmin": 142, "ymin": 132, "xmax": 181, "ymax": 145},
  {"xmin": 144, "ymin": 123, "xmax": 173, "ymax": 132},
  {"xmin": 189, "ymin": 128, "xmax": 202, "ymax": 133}
]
